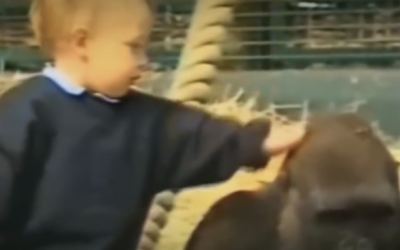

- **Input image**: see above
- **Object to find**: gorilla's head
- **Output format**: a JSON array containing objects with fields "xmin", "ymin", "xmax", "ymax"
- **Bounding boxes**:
[{"xmin": 277, "ymin": 114, "xmax": 400, "ymax": 250}]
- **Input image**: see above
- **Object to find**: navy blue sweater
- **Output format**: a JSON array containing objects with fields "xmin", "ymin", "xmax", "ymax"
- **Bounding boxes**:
[{"xmin": 0, "ymin": 76, "xmax": 270, "ymax": 250}]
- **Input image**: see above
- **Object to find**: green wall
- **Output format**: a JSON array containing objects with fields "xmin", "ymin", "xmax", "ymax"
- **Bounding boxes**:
[{"xmin": 151, "ymin": 70, "xmax": 400, "ymax": 139}]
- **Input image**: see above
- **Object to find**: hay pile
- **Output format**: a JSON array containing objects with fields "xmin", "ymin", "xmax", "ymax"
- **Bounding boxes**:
[
  {"xmin": 155, "ymin": 158, "xmax": 286, "ymax": 250},
  {"xmin": 185, "ymin": 90, "xmax": 292, "ymax": 125}
]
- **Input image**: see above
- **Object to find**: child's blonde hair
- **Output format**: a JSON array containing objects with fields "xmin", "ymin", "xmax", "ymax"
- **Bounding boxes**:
[{"xmin": 29, "ymin": 0, "xmax": 150, "ymax": 56}]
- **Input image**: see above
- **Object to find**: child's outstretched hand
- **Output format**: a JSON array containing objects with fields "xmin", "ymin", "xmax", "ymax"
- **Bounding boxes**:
[{"xmin": 263, "ymin": 124, "xmax": 306, "ymax": 156}]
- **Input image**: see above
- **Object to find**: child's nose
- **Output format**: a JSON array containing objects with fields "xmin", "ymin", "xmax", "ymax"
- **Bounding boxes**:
[
  {"xmin": 136, "ymin": 53, "xmax": 149, "ymax": 70},
  {"xmin": 138, "ymin": 62, "xmax": 151, "ymax": 72}
]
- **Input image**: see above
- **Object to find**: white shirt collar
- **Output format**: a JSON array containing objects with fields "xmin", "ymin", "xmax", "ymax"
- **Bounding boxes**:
[{"xmin": 42, "ymin": 66, "xmax": 119, "ymax": 103}]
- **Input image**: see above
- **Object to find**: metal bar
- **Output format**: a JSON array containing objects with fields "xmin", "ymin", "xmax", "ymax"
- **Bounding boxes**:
[
  {"xmin": 2, "ymin": 7, "xmax": 399, "ymax": 20},
  {"xmin": 183, "ymin": 39, "xmax": 400, "ymax": 47},
  {"xmin": 1, "ymin": 0, "xmax": 400, "ymax": 71},
  {"xmin": 222, "ymin": 53, "xmax": 400, "ymax": 60},
  {"xmin": 3, "ymin": 38, "xmax": 399, "ymax": 49},
  {"xmin": 153, "ymin": 52, "xmax": 400, "ymax": 61},
  {"xmin": 2, "ymin": 7, "xmax": 400, "ymax": 20},
  {"xmin": 1, "ymin": 21, "xmax": 400, "ymax": 31}
]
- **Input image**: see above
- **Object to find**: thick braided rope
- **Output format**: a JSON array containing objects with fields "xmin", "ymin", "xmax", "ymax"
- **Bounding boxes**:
[
  {"xmin": 137, "ymin": 1, "xmax": 239, "ymax": 250},
  {"xmin": 167, "ymin": 0, "xmax": 238, "ymax": 102}
]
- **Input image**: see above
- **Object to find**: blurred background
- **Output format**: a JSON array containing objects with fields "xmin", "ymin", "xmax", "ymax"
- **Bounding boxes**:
[{"xmin": 1, "ymin": 0, "xmax": 400, "ymax": 138}]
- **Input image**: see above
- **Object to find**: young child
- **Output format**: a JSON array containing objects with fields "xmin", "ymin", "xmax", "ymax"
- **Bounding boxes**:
[{"xmin": 0, "ymin": 0, "xmax": 305, "ymax": 249}]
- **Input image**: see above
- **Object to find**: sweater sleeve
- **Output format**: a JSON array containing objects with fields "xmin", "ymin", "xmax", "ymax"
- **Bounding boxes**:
[{"xmin": 155, "ymin": 102, "xmax": 270, "ymax": 191}]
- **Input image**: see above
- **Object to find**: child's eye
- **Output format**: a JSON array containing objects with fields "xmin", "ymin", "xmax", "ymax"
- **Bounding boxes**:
[
  {"xmin": 127, "ymin": 43, "xmax": 146, "ymax": 54},
  {"xmin": 124, "ymin": 40, "xmax": 140, "ymax": 48},
  {"xmin": 126, "ymin": 42, "xmax": 138, "ymax": 49}
]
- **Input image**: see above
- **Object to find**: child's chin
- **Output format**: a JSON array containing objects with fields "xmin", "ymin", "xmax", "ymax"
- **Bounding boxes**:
[{"xmin": 117, "ymin": 88, "xmax": 132, "ymax": 96}]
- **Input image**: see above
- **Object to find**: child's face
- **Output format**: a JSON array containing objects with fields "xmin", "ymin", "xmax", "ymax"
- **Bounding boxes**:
[{"xmin": 77, "ymin": 8, "xmax": 152, "ymax": 97}]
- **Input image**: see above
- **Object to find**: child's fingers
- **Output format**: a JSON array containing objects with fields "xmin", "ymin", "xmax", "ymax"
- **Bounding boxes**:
[{"xmin": 263, "ymin": 124, "xmax": 306, "ymax": 156}]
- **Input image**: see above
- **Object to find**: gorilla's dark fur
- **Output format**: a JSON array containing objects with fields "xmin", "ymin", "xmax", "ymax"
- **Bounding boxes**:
[{"xmin": 184, "ymin": 114, "xmax": 400, "ymax": 250}]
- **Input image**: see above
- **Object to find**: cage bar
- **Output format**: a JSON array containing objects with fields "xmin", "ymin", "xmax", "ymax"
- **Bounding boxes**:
[{"xmin": 0, "ymin": 0, "xmax": 399, "ymax": 71}]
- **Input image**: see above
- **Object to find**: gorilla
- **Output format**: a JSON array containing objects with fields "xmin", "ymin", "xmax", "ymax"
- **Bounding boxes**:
[{"xmin": 184, "ymin": 114, "xmax": 400, "ymax": 250}]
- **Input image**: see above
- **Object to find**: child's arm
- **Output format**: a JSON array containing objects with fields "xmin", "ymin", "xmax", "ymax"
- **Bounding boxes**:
[{"xmin": 154, "ymin": 101, "xmax": 304, "ymax": 191}]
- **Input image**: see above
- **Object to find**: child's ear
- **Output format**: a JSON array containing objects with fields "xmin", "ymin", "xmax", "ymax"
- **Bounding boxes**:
[{"xmin": 70, "ymin": 28, "xmax": 89, "ymax": 57}]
